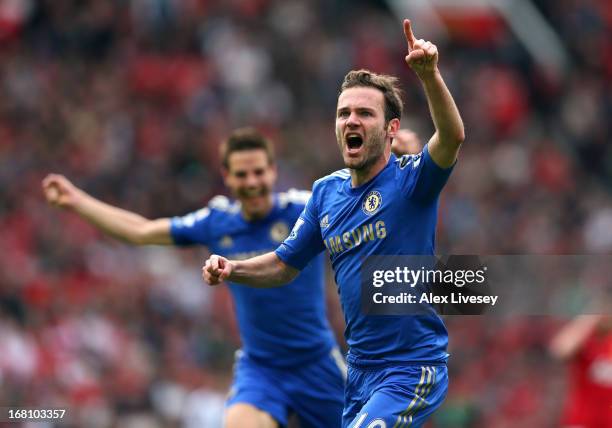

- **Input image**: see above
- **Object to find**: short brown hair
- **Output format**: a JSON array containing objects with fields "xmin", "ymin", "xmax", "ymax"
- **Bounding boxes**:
[
  {"xmin": 340, "ymin": 69, "xmax": 403, "ymax": 122},
  {"xmin": 220, "ymin": 127, "xmax": 275, "ymax": 169}
]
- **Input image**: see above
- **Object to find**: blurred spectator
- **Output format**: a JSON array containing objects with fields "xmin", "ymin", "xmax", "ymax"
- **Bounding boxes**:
[{"xmin": 550, "ymin": 316, "xmax": 612, "ymax": 427}]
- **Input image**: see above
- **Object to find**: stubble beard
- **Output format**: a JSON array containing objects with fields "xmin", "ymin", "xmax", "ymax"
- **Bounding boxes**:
[{"xmin": 337, "ymin": 127, "xmax": 387, "ymax": 172}]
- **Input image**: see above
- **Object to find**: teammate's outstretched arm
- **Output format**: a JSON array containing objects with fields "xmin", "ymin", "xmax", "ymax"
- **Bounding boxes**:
[
  {"xmin": 403, "ymin": 19, "xmax": 465, "ymax": 168},
  {"xmin": 202, "ymin": 253, "xmax": 298, "ymax": 288},
  {"xmin": 42, "ymin": 174, "xmax": 173, "ymax": 245}
]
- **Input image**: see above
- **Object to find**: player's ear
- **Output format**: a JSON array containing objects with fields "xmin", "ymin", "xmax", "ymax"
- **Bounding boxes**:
[{"xmin": 387, "ymin": 118, "xmax": 401, "ymax": 139}]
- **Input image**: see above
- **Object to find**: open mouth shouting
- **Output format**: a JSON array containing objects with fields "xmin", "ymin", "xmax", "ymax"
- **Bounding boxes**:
[{"xmin": 345, "ymin": 133, "xmax": 364, "ymax": 155}]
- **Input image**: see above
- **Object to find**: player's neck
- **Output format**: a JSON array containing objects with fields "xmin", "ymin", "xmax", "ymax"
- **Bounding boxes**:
[{"xmin": 350, "ymin": 153, "xmax": 390, "ymax": 188}]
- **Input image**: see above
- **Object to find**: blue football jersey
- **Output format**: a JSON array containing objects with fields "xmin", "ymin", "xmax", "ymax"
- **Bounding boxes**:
[
  {"xmin": 276, "ymin": 146, "xmax": 453, "ymax": 364},
  {"xmin": 171, "ymin": 190, "xmax": 336, "ymax": 367}
]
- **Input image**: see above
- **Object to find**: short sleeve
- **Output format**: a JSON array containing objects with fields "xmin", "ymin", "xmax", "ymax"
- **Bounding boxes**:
[
  {"xmin": 396, "ymin": 144, "xmax": 455, "ymax": 201},
  {"xmin": 275, "ymin": 188, "xmax": 325, "ymax": 270},
  {"xmin": 170, "ymin": 206, "xmax": 213, "ymax": 246}
]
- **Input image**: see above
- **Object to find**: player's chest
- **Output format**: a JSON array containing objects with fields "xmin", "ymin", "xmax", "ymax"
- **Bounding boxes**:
[
  {"xmin": 210, "ymin": 220, "xmax": 292, "ymax": 259},
  {"xmin": 318, "ymin": 188, "xmax": 399, "ymax": 256}
]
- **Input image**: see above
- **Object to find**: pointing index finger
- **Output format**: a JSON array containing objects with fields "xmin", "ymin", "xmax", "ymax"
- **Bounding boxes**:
[{"xmin": 403, "ymin": 19, "xmax": 416, "ymax": 51}]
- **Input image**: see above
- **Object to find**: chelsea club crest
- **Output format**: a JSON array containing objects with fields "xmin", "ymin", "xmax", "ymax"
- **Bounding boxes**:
[
  {"xmin": 270, "ymin": 221, "xmax": 290, "ymax": 242},
  {"xmin": 362, "ymin": 191, "xmax": 382, "ymax": 216}
]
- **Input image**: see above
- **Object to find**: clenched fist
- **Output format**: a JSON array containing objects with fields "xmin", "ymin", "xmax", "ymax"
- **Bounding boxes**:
[
  {"xmin": 42, "ymin": 174, "xmax": 83, "ymax": 209},
  {"xmin": 202, "ymin": 254, "xmax": 234, "ymax": 286}
]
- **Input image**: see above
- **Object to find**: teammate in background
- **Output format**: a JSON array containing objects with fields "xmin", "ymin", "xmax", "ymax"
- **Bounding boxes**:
[
  {"xmin": 42, "ymin": 128, "xmax": 347, "ymax": 428},
  {"xmin": 203, "ymin": 19, "xmax": 464, "ymax": 428},
  {"xmin": 550, "ymin": 315, "xmax": 612, "ymax": 427},
  {"xmin": 43, "ymin": 127, "xmax": 416, "ymax": 428},
  {"xmin": 391, "ymin": 128, "xmax": 423, "ymax": 156}
]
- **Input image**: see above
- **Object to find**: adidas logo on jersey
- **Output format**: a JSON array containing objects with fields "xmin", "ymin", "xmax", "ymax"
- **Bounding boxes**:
[{"xmin": 320, "ymin": 214, "xmax": 329, "ymax": 229}]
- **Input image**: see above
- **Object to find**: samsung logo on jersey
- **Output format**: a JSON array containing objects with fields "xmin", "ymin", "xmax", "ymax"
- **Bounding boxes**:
[{"xmin": 323, "ymin": 220, "xmax": 387, "ymax": 255}]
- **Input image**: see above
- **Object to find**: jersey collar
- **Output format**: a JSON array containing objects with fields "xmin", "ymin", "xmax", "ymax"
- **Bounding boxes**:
[{"xmin": 342, "ymin": 155, "xmax": 396, "ymax": 196}]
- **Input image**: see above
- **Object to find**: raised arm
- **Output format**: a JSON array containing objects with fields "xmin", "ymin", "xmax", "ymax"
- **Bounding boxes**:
[
  {"xmin": 549, "ymin": 315, "xmax": 603, "ymax": 360},
  {"xmin": 403, "ymin": 19, "xmax": 465, "ymax": 168},
  {"xmin": 42, "ymin": 173, "xmax": 173, "ymax": 245},
  {"xmin": 202, "ymin": 253, "xmax": 298, "ymax": 288}
]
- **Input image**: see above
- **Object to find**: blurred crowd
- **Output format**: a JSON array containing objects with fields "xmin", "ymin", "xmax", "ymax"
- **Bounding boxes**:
[{"xmin": 0, "ymin": 0, "xmax": 610, "ymax": 426}]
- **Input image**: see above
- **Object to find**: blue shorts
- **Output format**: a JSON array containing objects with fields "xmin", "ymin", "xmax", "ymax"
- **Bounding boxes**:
[
  {"xmin": 343, "ymin": 358, "xmax": 448, "ymax": 428},
  {"xmin": 227, "ymin": 348, "xmax": 346, "ymax": 427}
]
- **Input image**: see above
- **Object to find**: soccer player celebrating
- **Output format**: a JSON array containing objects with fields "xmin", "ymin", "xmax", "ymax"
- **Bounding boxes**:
[
  {"xmin": 202, "ymin": 19, "xmax": 464, "ymax": 427},
  {"xmin": 42, "ymin": 128, "xmax": 347, "ymax": 428}
]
